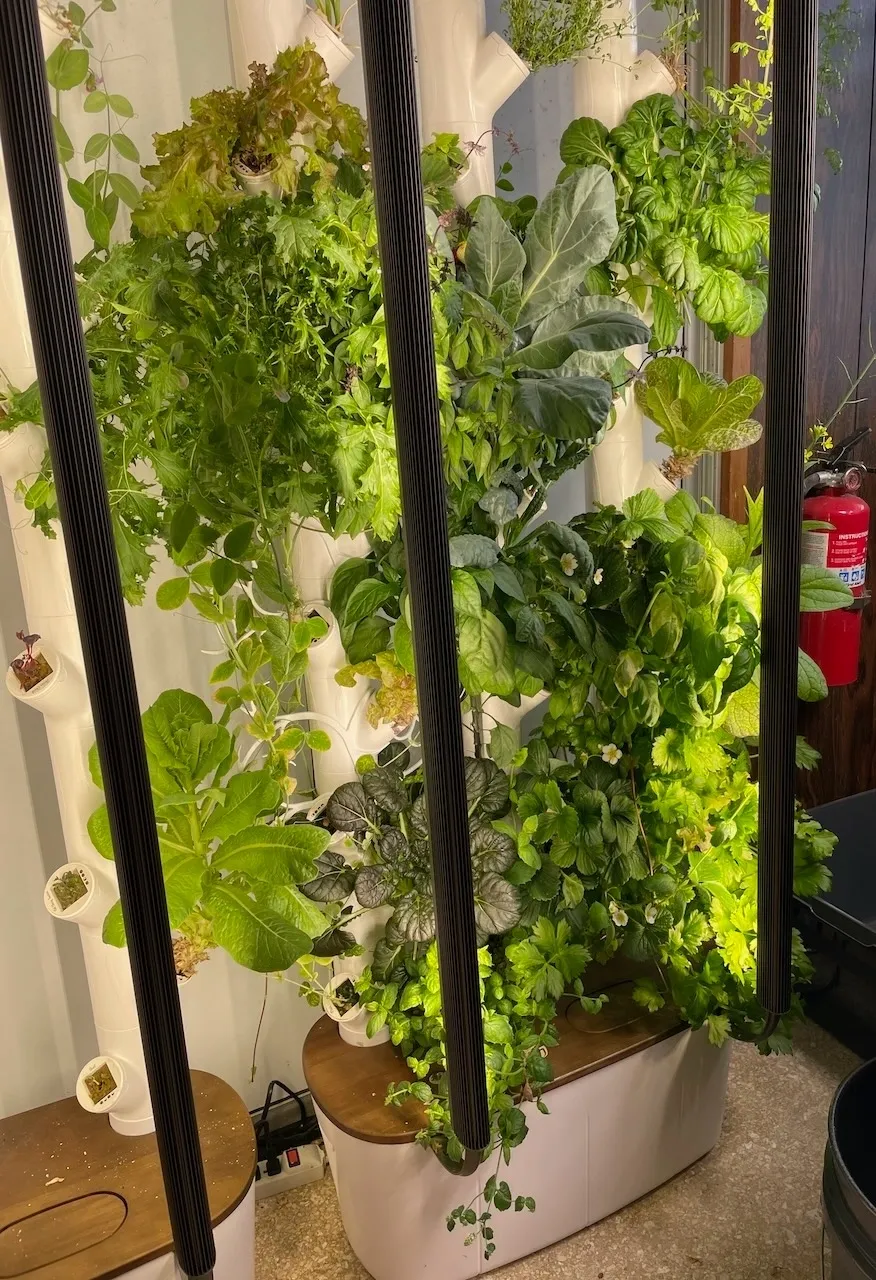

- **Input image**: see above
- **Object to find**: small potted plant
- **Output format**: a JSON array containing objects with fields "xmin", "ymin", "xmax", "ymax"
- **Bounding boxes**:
[
  {"xmin": 134, "ymin": 44, "xmax": 368, "ymax": 237},
  {"xmin": 502, "ymin": 0, "xmax": 627, "ymax": 71},
  {"xmin": 50, "ymin": 867, "xmax": 89, "ymax": 912},
  {"xmin": 9, "ymin": 630, "xmax": 53, "ymax": 692}
]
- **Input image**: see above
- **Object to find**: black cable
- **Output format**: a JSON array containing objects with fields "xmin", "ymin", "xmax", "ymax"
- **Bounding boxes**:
[
  {"xmin": 0, "ymin": 3, "xmax": 215, "ymax": 1276},
  {"xmin": 757, "ymin": 0, "xmax": 819, "ymax": 1024},
  {"xmin": 356, "ymin": 0, "xmax": 491, "ymax": 1156}
]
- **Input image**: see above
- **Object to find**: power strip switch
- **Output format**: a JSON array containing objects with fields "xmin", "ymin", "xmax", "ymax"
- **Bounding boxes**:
[{"xmin": 254, "ymin": 1142, "xmax": 326, "ymax": 1201}]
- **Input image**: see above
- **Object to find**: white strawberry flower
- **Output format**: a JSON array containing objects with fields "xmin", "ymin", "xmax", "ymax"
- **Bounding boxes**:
[
  {"xmin": 645, "ymin": 903, "xmax": 659, "ymax": 925},
  {"xmin": 593, "ymin": 567, "xmax": 604, "ymax": 585},
  {"xmin": 610, "ymin": 902, "xmax": 628, "ymax": 928},
  {"xmin": 601, "ymin": 743, "xmax": 623, "ymax": 765},
  {"xmin": 560, "ymin": 553, "xmax": 578, "ymax": 576}
]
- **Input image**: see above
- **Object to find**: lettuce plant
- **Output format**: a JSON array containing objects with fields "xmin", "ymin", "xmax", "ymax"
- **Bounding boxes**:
[
  {"xmin": 635, "ymin": 355, "xmax": 764, "ymax": 483},
  {"xmin": 87, "ymin": 690, "xmax": 337, "ymax": 974},
  {"xmin": 134, "ymin": 46, "xmax": 368, "ymax": 237}
]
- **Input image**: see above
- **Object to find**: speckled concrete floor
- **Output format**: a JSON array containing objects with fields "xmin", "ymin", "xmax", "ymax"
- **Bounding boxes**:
[{"xmin": 255, "ymin": 1022, "xmax": 858, "ymax": 1280}]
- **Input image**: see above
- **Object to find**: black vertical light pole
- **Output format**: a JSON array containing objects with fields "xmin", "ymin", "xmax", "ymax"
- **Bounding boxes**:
[
  {"xmin": 758, "ymin": 0, "xmax": 819, "ymax": 1031},
  {"xmin": 0, "ymin": 3, "xmax": 216, "ymax": 1276},
  {"xmin": 357, "ymin": 1, "xmax": 491, "ymax": 1155}
]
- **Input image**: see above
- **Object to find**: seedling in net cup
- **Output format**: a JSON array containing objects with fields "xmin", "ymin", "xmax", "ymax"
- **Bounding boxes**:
[{"xmin": 10, "ymin": 630, "xmax": 53, "ymax": 692}]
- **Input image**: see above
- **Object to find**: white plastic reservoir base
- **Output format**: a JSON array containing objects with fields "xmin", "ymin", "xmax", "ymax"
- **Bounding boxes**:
[
  {"xmin": 123, "ymin": 1186, "xmax": 255, "ymax": 1280},
  {"xmin": 316, "ymin": 1028, "xmax": 730, "ymax": 1280}
]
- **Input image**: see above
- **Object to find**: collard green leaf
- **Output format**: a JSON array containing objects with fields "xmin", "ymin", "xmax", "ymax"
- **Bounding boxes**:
[
  {"xmin": 519, "ymin": 168, "xmax": 619, "ymax": 326},
  {"xmin": 466, "ymin": 198, "xmax": 526, "ymax": 302},
  {"xmin": 204, "ymin": 882, "xmax": 311, "ymax": 972},
  {"xmin": 514, "ymin": 375, "xmax": 612, "ymax": 441},
  {"xmin": 479, "ymin": 486, "xmax": 520, "ymax": 526},
  {"xmin": 301, "ymin": 850, "xmax": 357, "ymax": 902}
]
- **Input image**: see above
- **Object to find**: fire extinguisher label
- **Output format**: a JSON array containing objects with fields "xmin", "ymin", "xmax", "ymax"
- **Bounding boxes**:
[
  {"xmin": 802, "ymin": 530, "xmax": 829, "ymax": 568},
  {"xmin": 831, "ymin": 530, "xmax": 869, "ymax": 588},
  {"xmin": 802, "ymin": 529, "xmax": 868, "ymax": 588}
]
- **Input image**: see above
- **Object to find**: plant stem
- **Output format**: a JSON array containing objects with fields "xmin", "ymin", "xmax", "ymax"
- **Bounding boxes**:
[{"xmin": 250, "ymin": 975, "xmax": 269, "ymax": 1082}]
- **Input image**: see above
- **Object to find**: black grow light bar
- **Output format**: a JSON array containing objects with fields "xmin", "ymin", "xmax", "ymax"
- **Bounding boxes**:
[
  {"xmin": 757, "ymin": 0, "xmax": 819, "ymax": 1031},
  {"xmin": 357, "ymin": 0, "xmax": 491, "ymax": 1155},
  {"xmin": 0, "ymin": 3, "xmax": 216, "ymax": 1276}
]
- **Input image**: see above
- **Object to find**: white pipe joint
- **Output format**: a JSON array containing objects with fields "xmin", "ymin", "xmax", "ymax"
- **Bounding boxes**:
[
  {"xmin": 412, "ymin": 0, "xmax": 529, "ymax": 203},
  {"xmin": 227, "ymin": 0, "xmax": 354, "ymax": 87}
]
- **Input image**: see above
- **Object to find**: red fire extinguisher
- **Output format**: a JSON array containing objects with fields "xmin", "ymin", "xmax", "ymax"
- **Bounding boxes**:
[{"xmin": 799, "ymin": 427, "xmax": 872, "ymax": 687}]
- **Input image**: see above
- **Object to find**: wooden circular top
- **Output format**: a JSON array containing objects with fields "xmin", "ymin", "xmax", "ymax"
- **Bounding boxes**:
[
  {"xmin": 303, "ymin": 963, "xmax": 685, "ymax": 1146},
  {"xmin": 0, "ymin": 1071, "xmax": 255, "ymax": 1279}
]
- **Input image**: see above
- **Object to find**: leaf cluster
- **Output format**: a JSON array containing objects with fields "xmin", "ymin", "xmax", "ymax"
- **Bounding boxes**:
[
  {"xmin": 88, "ymin": 690, "xmax": 336, "ymax": 972},
  {"xmin": 559, "ymin": 94, "xmax": 770, "ymax": 345},
  {"xmin": 134, "ymin": 45, "xmax": 368, "ymax": 236}
]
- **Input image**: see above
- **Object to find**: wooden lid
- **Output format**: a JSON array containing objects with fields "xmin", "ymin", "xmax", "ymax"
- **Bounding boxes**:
[
  {"xmin": 303, "ymin": 965, "xmax": 685, "ymax": 1145},
  {"xmin": 0, "ymin": 1071, "xmax": 255, "ymax": 1279}
]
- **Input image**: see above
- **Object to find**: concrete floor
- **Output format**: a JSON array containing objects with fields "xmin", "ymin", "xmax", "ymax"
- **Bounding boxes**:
[{"xmin": 255, "ymin": 1022, "xmax": 858, "ymax": 1280}]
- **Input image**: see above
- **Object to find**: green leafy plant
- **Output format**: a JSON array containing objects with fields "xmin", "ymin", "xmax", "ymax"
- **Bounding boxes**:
[
  {"xmin": 308, "ymin": 759, "xmax": 522, "ymax": 953},
  {"xmin": 87, "ymin": 690, "xmax": 339, "ymax": 974},
  {"xmin": 42, "ymin": 0, "xmax": 141, "ymax": 252},
  {"xmin": 313, "ymin": 0, "xmax": 344, "ymax": 30},
  {"xmin": 501, "ymin": 0, "xmax": 626, "ymax": 72},
  {"xmin": 635, "ymin": 356, "xmax": 764, "ymax": 483},
  {"xmin": 654, "ymin": 0, "xmax": 860, "ymax": 170},
  {"xmin": 559, "ymin": 94, "xmax": 770, "ymax": 346},
  {"xmin": 133, "ymin": 45, "xmax": 368, "ymax": 236}
]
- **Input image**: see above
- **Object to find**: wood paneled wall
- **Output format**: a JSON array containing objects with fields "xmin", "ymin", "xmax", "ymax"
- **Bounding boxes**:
[{"xmin": 723, "ymin": 0, "xmax": 876, "ymax": 804}]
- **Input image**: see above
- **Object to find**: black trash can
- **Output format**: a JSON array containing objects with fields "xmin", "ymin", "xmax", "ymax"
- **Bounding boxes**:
[{"xmin": 824, "ymin": 1059, "xmax": 876, "ymax": 1277}]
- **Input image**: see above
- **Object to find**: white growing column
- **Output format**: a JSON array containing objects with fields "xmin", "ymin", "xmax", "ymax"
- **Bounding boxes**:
[
  {"xmin": 412, "ymin": 0, "xmax": 530, "ymax": 203},
  {"xmin": 0, "ymin": 428, "xmax": 152, "ymax": 1134},
  {"xmin": 227, "ymin": 0, "xmax": 354, "ymax": 84},
  {"xmin": 574, "ymin": 0, "xmax": 676, "ymax": 506}
]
